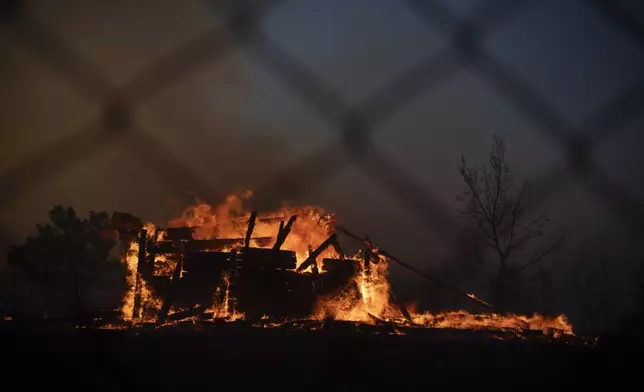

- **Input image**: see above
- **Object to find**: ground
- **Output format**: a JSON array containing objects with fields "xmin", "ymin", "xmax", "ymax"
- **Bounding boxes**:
[{"xmin": 3, "ymin": 321, "xmax": 642, "ymax": 390}]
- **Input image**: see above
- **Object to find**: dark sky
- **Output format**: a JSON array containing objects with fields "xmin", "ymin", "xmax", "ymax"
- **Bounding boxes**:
[{"xmin": 1, "ymin": 0, "xmax": 643, "ymax": 319}]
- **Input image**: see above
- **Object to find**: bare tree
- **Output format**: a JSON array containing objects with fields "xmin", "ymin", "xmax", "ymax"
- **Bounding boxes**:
[{"xmin": 458, "ymin": 135, "xmax": 563, "ymax": 312}]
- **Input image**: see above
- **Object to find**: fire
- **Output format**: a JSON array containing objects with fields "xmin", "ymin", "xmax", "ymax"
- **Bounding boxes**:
[
  {"xmin": 120, "ymin": 233, "xmax": 162, "ymax": 322},
  {"xmin": 315, "ymin": 256, "xmax": 392, "ymax": 323},
  {"xmin": 410, "ymin": 311, "xmax": 573, "ymax": 336},
  {"xmin": 116, "ymin": 191, "xmax": 574, "ymax": 339},
  {"xmin": 168, "ymin": 190, "xmax": 337, "ymax": 266},
  {"xmin": 151, "ymin": 254, "xmax": 174, "ymax": 276},
  {"xmin": 121, "ymin": 241, "xmax": 138, "ymax": 320},
  {"xmin": 206, "ymin": 271, "xmax": 244, "ymax": 320},
  {"xmin": 313, "ymin": 255, "xmax": 573, "ymax": 336}
]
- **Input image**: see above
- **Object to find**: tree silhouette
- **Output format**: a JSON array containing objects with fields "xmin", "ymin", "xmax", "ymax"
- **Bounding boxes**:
[
  {"xmin": 7, "ymin": 206, "xmax": 124, "ymax": 319},
  {"xmin": 457, "ymin": 135, "xmax": 563, "ymax": 312}
]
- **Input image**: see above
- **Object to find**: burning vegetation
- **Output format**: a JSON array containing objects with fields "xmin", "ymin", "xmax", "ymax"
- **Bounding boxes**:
[{"xmin": 111, "ymin": 191, "xmax": 574, "ymax": 339}]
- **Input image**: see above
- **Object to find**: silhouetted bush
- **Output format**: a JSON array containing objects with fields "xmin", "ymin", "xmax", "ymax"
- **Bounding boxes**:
[{"xmin": 7, "ymin": 206, "xmax": 125, "ymax": 318}]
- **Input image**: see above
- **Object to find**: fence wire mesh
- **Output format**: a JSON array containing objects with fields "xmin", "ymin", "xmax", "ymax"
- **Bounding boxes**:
[{"xmin": 1, "ymin": 0, "xmax": 643, "ymax": 253}]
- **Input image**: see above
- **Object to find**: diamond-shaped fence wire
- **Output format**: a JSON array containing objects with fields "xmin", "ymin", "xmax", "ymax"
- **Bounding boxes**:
[
  {"xmin": 1, "ymin": 2, "xmax": 642, "ymax": 388},
  {"xmin": 1, "ymin": 0, "xmax": 643, "ymax": 249}
]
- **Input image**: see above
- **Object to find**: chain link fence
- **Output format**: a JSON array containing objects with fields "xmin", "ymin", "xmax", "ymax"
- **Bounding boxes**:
[
  {"xmin": 1, "ymin": 0, "xmax": 643, "ymax": 267},
  {"xmin": 1, "ymin": 4, "xmax": 643, "ymax": 388}
]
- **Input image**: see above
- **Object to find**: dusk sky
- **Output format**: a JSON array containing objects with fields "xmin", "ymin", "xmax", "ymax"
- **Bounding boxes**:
[{"xmin": 1, "ymin": 0, "xmax": 643, "ymax": 322}]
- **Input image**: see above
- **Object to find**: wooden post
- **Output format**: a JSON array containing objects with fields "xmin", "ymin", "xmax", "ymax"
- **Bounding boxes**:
[
  {"xmin": 146, "ymin": 230, "xmax": 157, "ymax": 275},
  {"xmin": 277, "ymin": 220, "xmax": 284, "ymax": 240},
  {"xmin": 227, "ymin": 249, "xmax": 239, "ymax": 314},
  {"xmin": 309, "ymin": 245, "xmax": 320, "ymax": 294},
  {"xmin": 132, "ymin": 229, "xmax": 147, "ymax": 320},
  {"xmin": 364, "ymin": 247, "xmax": 373, "ymax": 272},
  {"xmin": 167, "ymin": 305, "xmax": 206, "ymax": 322},
  {"xmin": 244, "ymin": 211, "xmax": 258, "ymax": 248},
  {"xmin": 272, "ymin": 215, "xmax": 297, "ymax": 250},
  {"xmin": 148, "ymin": 227, "xmax": 158, "ymax": 269},
  {"xmin": 157, "ymin": 241, "xmax": 183, "ymax": 324},
  {"xmin": 273, "ymin": 215, "xmax": 297, "ymax": 270}
]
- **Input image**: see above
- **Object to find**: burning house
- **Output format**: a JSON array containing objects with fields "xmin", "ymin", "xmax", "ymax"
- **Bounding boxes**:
[{"xmin": 110, "ymin": 191, "xmax": 575, "ymax": 340}]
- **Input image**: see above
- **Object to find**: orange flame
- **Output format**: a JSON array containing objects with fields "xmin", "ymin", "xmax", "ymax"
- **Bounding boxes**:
[
  {"xmin": 168, "ymin": 190, "xmax": 337, "ymax": 267},
  {"xmin": 120, "ymin": 228, "xmax": 162, "ymax": 322},
  {"xmin": 205, "ymin": 271, "xmax": 244, "ymax": 321},
  {"xmin": 117, "ymin": 191, "xmax": 574, "ymax": 338}
]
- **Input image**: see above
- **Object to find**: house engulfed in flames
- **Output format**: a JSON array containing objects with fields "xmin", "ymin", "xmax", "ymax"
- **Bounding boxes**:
[{"xmin": 111, "ymin": 191, "xmax": 574, "ymax": 339}]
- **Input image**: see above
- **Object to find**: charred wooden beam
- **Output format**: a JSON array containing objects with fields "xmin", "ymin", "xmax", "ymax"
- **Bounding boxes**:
[
  {"xmin": 379, "ymin": 249, "xmax": 493, "ymax": 309},
  {"xmin": 157, "ymin": 243, "xmax": 184, "ymax": 324},
  {"xmin": 182, "ymin": 251, "xmax": 229, "ymax": 270},
  {"xmin": 272, "ymin": 215, "xmax": 297, "ymax": 270},
  {"xmin": 364, "ymin": 247, "xmax": 373, "ymax": 272},
  {"xmin": 277, "ymin": 220, "xmax": 284, "ymax": 241},
  {"xmin": 132, "ymin": 229, "xmax": 147, "ymax": 320},
  {"xmin": 367, "ymin": 312, "xmax": 384, "ymax": 324},
  {"xmin": 311, "ymin": 269, "xmax": 322, "ymax": 295},
  {"xmin": 164, "ymin": 227, "xmax": 194, "ymax": 241},
  {"xmin": 310, "ymin": 245, "xmax": 320, "ymax": 294},
  {"xmin": 295, "ymin": 233, "xmax": 338, "ymax": 272},
  {"xmin": 217, "ymin": 276, "xmax": 228, "ymax": 307},
  {"xmin": 227, "ymin": 249, "xmax": 239, "ymax": 313},
  {"xmin": 365, "ymin": 236, "xmax": 379, "ymax": 264},
  {"xmin": 155, "ymin": 237, "xmax": 273, "ymax": 253},
  {"xmin": 199, "ymin": 311, "xmax": 215, "ymax": 320},
  {"xmin": 272, "ymin": 215, "xmax": 297, "ymax": 250},
  {"xmin": 244, "ymin": 211, "xmax": 258, "ymax": 248},
  {"xmin": 167, "ymin": 305, "xmax": 206, "ymax": 322},
  {"xmin": 147, "ymin": 229, "xmax": 158, "ymax": 270},
  {"xmin": 336, "ymin": 225, "xmax": 493, "ymax": 309},
  {"xmin": 242, "ymin": 248, "xmax": 297, "ymax": 270}
]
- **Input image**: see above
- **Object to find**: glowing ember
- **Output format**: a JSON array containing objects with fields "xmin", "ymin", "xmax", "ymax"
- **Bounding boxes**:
[
  {"xmin": 116, "ymin": 191, "xmax": 574, "ymax": 338},
  {"xmin": 410, "ymin": 311, "xmax": 573, "ymax": 336}
]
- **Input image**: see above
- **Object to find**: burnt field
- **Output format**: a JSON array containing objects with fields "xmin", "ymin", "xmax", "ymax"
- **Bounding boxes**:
[{"xmin": 2, "ymin": 321, "xmax": 642, "ymax": 390}]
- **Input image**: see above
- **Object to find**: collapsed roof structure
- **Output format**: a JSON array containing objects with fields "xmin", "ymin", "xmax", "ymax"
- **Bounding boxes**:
[{"xmin": 110, "ymin": 203, "xmax": 575, "ymax": 341}]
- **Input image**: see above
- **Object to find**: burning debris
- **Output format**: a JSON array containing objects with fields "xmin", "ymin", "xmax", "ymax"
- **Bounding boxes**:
[{"xmin": 110, "ymin": 191, "xmax": 574, "ymax": 339}]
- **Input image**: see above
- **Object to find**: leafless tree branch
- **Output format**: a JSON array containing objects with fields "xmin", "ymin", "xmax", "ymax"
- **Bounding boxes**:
[
  {"xmin": 518, "ymin": 233, "xmax": 565, "ymax": 273},
  {"xmin": 457, "ymin": 135, "xmax": 563, "ymax": 311}
]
